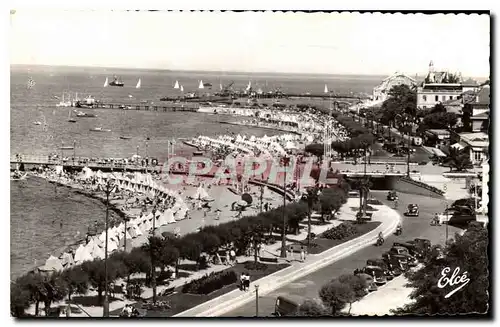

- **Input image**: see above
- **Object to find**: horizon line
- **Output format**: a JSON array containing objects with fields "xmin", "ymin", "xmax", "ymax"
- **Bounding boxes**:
[{"xmin": 9, "ymin": 63, "xmax": 400, "ymax": 78}]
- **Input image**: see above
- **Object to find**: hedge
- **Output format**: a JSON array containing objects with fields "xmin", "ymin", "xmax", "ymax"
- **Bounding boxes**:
[
  {"xmin": 181, "ymin": 270, "xmax": 238, "ymax": 295},
  {"xmin": 322, "ymin": 222, "xmax": 358, "ymax": 240}
]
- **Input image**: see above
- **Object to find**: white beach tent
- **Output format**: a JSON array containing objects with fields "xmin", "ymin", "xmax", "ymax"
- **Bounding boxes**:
[
  {"xmin": 59, "ymin": 252, "xmax": 75, "ymax": 268},
  {"xmin": 40, "ymin": 255, "xmax": 64, "ymax": 272},
  {"xmin": 74, "ymin": 244, "xmax": 93, "ymax": 264}
]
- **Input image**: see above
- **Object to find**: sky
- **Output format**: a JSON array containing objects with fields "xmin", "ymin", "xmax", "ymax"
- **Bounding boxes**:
[{"xmin": 9, "ymin": 10, "xmax": 490, "ymax": 77}]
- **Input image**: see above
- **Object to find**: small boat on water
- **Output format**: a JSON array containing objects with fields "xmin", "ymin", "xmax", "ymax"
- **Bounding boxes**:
[
  {"xmin": 136, "ymin": 79, "xmax": 141, "ymax": 89},
  {"xmin": 109, "ymin": 75, "xmax": 124, "ymax": 87},
  {"xmin": 33, "ymin": 121, "xmax": 41, "ymax": 125},
  {"xmin": 76, "ymin": 111, "xmax": 97, "ymax": 118},
  {"xmin": 59, "ymin": 146, "xmax": 75, "ymax": 150},
  {"xmin": 89, "ymin": 127, "xmax": 111, "ymax": 132},
  {"xmin": 120, "ymin": 136, "xmax": 132, "ymax": 140}
]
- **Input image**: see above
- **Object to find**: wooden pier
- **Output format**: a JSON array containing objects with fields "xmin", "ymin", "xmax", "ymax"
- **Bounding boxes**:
[{"xmin": 77, "ymin": 102, "xmax": 200, "ymax": 112}]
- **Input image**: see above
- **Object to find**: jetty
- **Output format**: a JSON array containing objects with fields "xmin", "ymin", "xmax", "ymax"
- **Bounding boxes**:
[{"xmin": 76, "ymin": 102, "xmax": 200, "ymax": 112}]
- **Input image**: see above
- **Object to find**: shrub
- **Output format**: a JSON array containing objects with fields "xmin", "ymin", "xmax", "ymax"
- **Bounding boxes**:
[
  {"xmin": 181, "ymin": 270, "xmax": 238, "ymax": 295},
  {"xmin": 322, "ymin": 222, "xmax": 357, "ymax": 240}
]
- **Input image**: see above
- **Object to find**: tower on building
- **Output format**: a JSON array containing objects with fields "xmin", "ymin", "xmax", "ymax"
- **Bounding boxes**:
[{"xmin": 429, "ymin": 60, "xmax": 434, "ymax": 73}]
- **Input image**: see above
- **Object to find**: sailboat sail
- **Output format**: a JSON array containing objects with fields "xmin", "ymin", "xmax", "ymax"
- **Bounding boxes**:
[
  {"xmin": 180, "ymin": 85, "xmax": 184, "ymax": 92},
  {"xmin": 104, "ymin": 77, "xmax": 109, "ymax": 87},
  {"xmin": 220, "ymin": 82, "xmax": 223, "ymax": 91},
  {"xmin": 198, "ymin": 80, "xmax": 204, "ymax": 89},
  {"xmin": 136, "ymin": 79, "xmax": 141, "ymax": 89},
  {"xmin": 324, "ymin": 84, "xmax": 329, "ymax": 93},
  {"xmin": 246, "ymin": 81, "xmax": 251, "ymax": 92},
  {"xmin": 174, "ymin": 80, "xmax": 180, "ymax": 89}
]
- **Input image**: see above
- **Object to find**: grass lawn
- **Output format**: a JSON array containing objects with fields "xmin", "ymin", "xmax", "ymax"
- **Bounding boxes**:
[
  {"xmin": 306, "ymin": 221, "xmax": 381, "ymax": 254},
  {"xmin": 111, "ymin": 261, "xmax": 289, "ymax": 317}
]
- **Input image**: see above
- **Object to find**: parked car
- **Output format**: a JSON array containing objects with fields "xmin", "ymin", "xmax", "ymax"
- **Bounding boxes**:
[
  {"xmin": 273, "ymin": 296, "xmax": 300, "ymax": 317},
  {"xmin": 406, "ymin": 238, "xmax": 432, "ymax": 258},
  {"xmin": 388, "ymin": 246, "xmax": 418, "ymax": 267},
  {"xmin": 355, "ymin": 273, "xmax": 378, "ymax": 292},
  {"xmin": 382, "ymin": 253, "xmax": 409, "ymax": 272},
  {"xmin": 356, "ymin": 266, "xmax": 387, "ymax": 285},
  {"xmin": 393, "ymin": 242, "xmax": 423, "ymax": 259},
  {"xmin": 405, "ymin": 204, "xmax": 419, "ymax": 217},
  {"xmin": 387, "ymin": 191, "xmax": 398, "ymax": 201},
  {"xmin": 366, "ymin": 258, "xmax": 395, "ymax": 280}
]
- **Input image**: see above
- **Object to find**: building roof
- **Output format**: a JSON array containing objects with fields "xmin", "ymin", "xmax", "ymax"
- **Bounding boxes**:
[
  {"xmin": 477, "ymin": 86, "xmax": 490, "ymax": 104},
  {"xmin": 428, "ymin": 129, "xmax": 451, "ymax": 136},
  {"xmin": 471, "ymin": 112, "xmax": 489, "ymax": 119},
  {"xmin": 459, "ymin": 132, "xmax": 489, "ymax": 148}
]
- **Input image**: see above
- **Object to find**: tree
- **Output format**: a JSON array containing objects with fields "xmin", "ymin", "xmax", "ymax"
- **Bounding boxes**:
[
  {"xmin": 319, "ymin": 279, "xmax": 355, "ymax": 315},
  {"xmin": 61, "ymin": 266, "xmax": 89, "ymax": 301},
  {"xmin": 11, "ymin": 281, "xmax": 31, "ymax": 317},
  {"xmin": 319, "ymin": 187, "xmax": 345, "ymax": 221},
  {"xmin": 15, "ymin": 272, "xmax": 45, "ymax": 316},
  {"xmin": 445, "ymin": 147, "xmax": 473, "ymax": 172},
  {"xmin": 40, "ymin": 272, "xmax": 68, "ymax": 316},
  {"xmin": 337, "ymin": 274, "xmax": 368, "ymax": 314},
  {"xmin": 392, "ymin": 222, "xmax": 488, "ymax": 315},
  {"xmin": 80, "ymin": 259, "xmax": 122, "ymax": 305},
  {"xmin": 294, "ymin": 299, "xmax": 329, "ymax": 316}
]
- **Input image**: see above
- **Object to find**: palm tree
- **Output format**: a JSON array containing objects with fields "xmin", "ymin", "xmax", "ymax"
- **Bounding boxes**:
[{"xmin": 351, "ymin": 177, "xmax": 372, "ymax": 221}]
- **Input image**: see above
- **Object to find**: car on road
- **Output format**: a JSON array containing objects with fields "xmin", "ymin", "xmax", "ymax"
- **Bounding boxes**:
[
  {"xmin": 387, "ymin": 246, "xmax": 418, "ymax": 267},
  {"xmin": 405, "ymin": 204, "xmax": 419, "ymax": 217},
  {"xmin": 393, "ymin": 242, "xmax": 423, "ymax": 259},
  {"xmin": 387, "ymin": 191, "xmax": 398, "ymax": 201},
  {"xmin": 355, "ymin": 266, "xmax": 387, "ymax": 285},
  {"xmin": 382, "ymin": 253, "xmax": 409, "ymax": 272},
  {"xmin": 406, "ymin": 238, "xmax": 432, "ymax": 257},
  {"xmin": 273, "ymin": 296, "xmax": 300, "ymax": 317},
  {"xmin": 355, "ymin": 273, "xmax": 378, "ymax": 292},
  {"xmin": 366, "ymin": 258, "xmax": 395, "ymax": 280}
]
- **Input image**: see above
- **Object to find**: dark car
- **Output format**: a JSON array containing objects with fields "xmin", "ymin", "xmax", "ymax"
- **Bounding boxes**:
[
  {"xmin": 388, "ymin": 246, "xmax": 418, "ymax": 267},
  {"xmin": 382, "ymin": 253, "xmax": 409, "ymax": 272},
  {"xmin": 405, "ymin": 204, "xmax": 419, "ymax": 217},
  {"xmin": 393, "ymin": 242, "xmax": 423, "ymax": 259},
  {"xmin": 406, "ymin": 238, "xmax": 432, "ymax": 257},
  {"xmin": 366, "ymin": 258, "xmax": 395, "ymax": 280},
  {"xmin": 387, "ymin": 191, "xmax": 398, "ymax": 201},
  {"xmin": 273, "ymin": 296, "xmax": 300, "ymax": 317},
  {"xmin": 356, "ymin": 266, "xmax": 387, "ymax": 285}
]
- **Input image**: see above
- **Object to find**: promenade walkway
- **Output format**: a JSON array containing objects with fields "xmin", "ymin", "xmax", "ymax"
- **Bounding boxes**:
[{"xmin": 174, "ymin": 198, "xmax": 400, "ymax": 317}]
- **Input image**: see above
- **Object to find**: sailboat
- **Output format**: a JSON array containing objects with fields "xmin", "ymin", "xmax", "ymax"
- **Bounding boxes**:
[
  {"xmin": 324, "ymin": 84, "xmax": 329, "ymax": 93},
  {"xmin": 136, "ymin": 79, "xmax": 141, "ymax": 89},
  {"xmin": 180, "ymin": 85, "xmax": 184, "ymax": 92},
  {"xmin": 174, "ymin": 80, "xmax": 180, "ymax": 89},
  {"xmin": 198, "ymin": 80, "xmax": 204, "ymax": 89},
  {"xmin": 56, "ymin": 92, "xmax": 72, "ymax": 107},
  {"xmin": 245, "ymin": 81, "xmax": 252, "ymax": 93},
  {"xmin": 104, "ymin": 77, "xmax": 109, "ymax": 87},
  {"xmin": 68, "ymin": 108, "xmax": 76, "ymax": 123}
]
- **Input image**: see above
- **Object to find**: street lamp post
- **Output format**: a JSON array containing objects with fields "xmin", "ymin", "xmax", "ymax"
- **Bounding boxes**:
[
  {"xmin": 280, "ymin": 156, "xmax": 290, "ymax": 258},
  {"xmin": 73, "ymin": 140, "xmax": 76, "ymax": 166},
  {"xmin": 445, "ymin": 203, "xmax": 449, "ymax": 243},
  {"xmin": 255, "ymin": 284, "xmax": 260, "ymax": 317},
  {"xmin": 260, "ymin": 185, "xmax": 264, "ymax": 213},
  {"xmin": 150, "ymin": 199, "xmax": 158, "ymax": 304},
  {"xmin": 103, "ymin": 179, "xmax": 116, "ymax": 317}
]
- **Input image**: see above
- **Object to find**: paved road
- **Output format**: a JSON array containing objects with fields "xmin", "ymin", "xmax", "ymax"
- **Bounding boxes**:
[{"xmin": 223, "ymin": 191, "xmax": 461, "ymax": 317}]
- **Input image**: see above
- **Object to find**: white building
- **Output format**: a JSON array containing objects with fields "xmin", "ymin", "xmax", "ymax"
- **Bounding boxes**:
[
  {"xmin": 416, "ymin": 61, "xmax": 475, "ymax": 110},
  {"xmin": 372, "ymin": 72, "xmax": 417, "ymax": 102},
  {"xmin": 454, "ymin": 132, "xmax": 489, "ymax": 166}
]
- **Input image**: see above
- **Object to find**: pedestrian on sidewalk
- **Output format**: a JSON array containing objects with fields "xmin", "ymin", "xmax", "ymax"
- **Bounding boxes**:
[
  {"xmin": 300, "ymin": 248, "xmax": 305, "ymax": 262},
  {"xmin": 240, "ymin": 273, "xmax": 246, "ymax": 291},
  {"xmin": 230, "ymin": 249, "xmax": 236, "ymax": 264},
  {"xmin": 244, "ymin": 272, "xmax": 251, "ymax": 291},
  {"xmin": 225, "ymin": 251, "xmax": 230, "ymax": 266}
]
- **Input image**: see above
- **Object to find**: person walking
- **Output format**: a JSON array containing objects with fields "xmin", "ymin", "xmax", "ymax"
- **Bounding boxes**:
[
  {"xmin": 240, "ymin": 273, "xmax": 246, "ymax": 291},
  {"xmin": 230, "ymin": 249, "xmax": 236, "ymax": 264},
  {"xmin": 244, "ymin": 272, "xmax": 250, "ymax": 291},
  {"xmin": 300, "ymin": 248, "xmax": 305, "ymax": 262}
]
